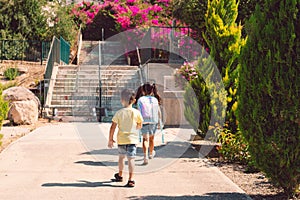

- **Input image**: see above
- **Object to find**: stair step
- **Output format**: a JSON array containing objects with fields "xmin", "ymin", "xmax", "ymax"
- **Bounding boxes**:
[{"xmin": 49, "ymin": 41, "xmax": 141, "ymax": 119}]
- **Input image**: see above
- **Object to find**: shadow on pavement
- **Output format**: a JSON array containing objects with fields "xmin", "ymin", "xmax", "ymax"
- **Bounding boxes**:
[
  {"xmin": 128, "ymin": 192, "xmax": 250, "ymax": 200},
  {"xmin": 75, "ymin": 160, "xmax": 118, "ymax": 166},
  {"xmin": 80, "ymin": 148, "xmax": 119, "ymax": 156},
  {"xmin": 80, "ymin": 141, "xmax": 199, "ymax": 159},
  {"xmin": 42, "ymin": 180, "xmax": 125, "ymax": 188}
]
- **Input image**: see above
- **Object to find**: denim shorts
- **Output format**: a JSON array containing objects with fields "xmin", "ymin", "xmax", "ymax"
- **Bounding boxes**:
[
  {"xmin": 141, "ymin": 123, "xmax": 157, "ymax": 135},
  {"xmin": 118, "ymin": 144, "xmax": 137, "ymax": 158}
]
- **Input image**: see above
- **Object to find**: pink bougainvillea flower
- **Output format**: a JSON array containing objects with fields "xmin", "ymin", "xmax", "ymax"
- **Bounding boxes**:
[
  {"xmin": 126, "ymin": 0, "xmax": 135, "ymax": 4},
  {"xmin": 129, "ymin": 5, "xmax": 140, "ymax": 16},
  {"xmin": 141, "ymin": 13, "xmax": 148, "ymax": 22},
  {"xmin": 150, "ymin": 4, "xmax": 162, "ymax": 12},
  {"xmin": 151, "ymin": 19, "xmax": 159, "ymax": 25},
  {"xmin": 156, "ymin": 0, "xmax": 170, "ymax": 3},
  {"xmin": 143, "ymin": 7, "xmax": 151, "ymax": 13},
  {"xmin": 117, "ymin": 16, "xmax": 131, "ymax": 29},
  {"xmin": 91, "ymin": 5, "xmax": 100, "ymax": 13},
  {"xmin": 86, "ymin": 11, "xmax": 95, "ymax": 19}
]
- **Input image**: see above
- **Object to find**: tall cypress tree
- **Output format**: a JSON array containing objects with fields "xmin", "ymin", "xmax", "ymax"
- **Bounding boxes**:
[
  {"xmin": 183, "ymin": 0, "xmax": 244, "ymax": 144},
  {"xmin": 203, "ymin": 0, "xmax": 244, "ymax": 135},
  {"xmin": 238, "ymin": 0, "xmax": 300, "ymax": 196}
]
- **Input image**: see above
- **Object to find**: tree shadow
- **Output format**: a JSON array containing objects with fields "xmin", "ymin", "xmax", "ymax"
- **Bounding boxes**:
[
  {"xmin": 42, "ymin": 180, "xmax": 125, "ymax": 188},
  {"xmin": 128, "ymin": 192, "xmax": 250, "ymax": 200},
  {"xmin": 80, "ymin": 141, "xmax": 201, "ymax": 159}
]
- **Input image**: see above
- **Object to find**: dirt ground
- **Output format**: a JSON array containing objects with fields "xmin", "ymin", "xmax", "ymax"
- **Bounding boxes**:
[
  {"xmin": 0, "ymin": 60, "xmax": 299, "ymax": 200},
  {"xmin": 211, "ymin": 159, "xmax": 299, "ymax": 200},
  {"xmin": 0, "ymin": 60, "xmax": 45, "ymax": 88}
]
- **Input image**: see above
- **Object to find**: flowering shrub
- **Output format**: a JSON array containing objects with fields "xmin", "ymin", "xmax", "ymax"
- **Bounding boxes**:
[
  {"xmin": 101, "ymin": 0, "xmax": 172, "ymax": 31},
  {"xmin": 174, "ymin": 61, "xmax": 198, "ymax": 88},
  {"xmin": 71, "ymin": 1, "xmax": 102, "ymax": 27},
  {"xmin": 176, "ymin": 61, "xmax": 198, "ymax": 81},
  {"xmin": 70, "ymin": 1, "xmax": 203, "ymax": 63}
]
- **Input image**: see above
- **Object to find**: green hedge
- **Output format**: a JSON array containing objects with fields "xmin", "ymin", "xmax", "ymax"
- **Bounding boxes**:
[{"xmin": 238, "ymin": 0, "xmax": 300, "ymax": 196}]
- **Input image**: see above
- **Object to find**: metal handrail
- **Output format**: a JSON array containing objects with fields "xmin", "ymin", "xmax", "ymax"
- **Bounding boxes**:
[{"xmin": 136, "ymin": 47, "xmax": 152, "ymax": 85}]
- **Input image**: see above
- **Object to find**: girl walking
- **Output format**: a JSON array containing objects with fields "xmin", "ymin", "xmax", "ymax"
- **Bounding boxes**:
[{"xmin": 137, "ymin": 83, "xmax": 161, "ymax": 165}]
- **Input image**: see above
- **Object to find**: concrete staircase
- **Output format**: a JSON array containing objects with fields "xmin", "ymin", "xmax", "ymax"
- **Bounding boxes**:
[
  {"xmin": 45, "ymin": 40, "xmax": 142, "ymax": 122},
  {"xmin": 49, "ymin": 64, "xmax": 140, "ymax": 122}
]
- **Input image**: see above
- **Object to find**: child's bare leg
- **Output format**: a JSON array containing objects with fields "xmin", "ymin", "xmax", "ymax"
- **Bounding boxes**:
[
  {"xmin": 118, "ymin": 155, "xmax": 125, "ymax": 176},
  {"xmin": 127, "ymin": 157, "xmax": 135, "ymax": 181},
  {"xmin": 149, "ymin": 135, "xmax": 155, "ymax": 155},
  {"xmin": 142, "ymin": 135, "xmax": 149, "ymax": 158}
]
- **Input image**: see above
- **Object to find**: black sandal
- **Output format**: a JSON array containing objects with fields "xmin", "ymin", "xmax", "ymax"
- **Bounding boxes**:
[
  {"xmin": 114, "ymin": 173, "xmax": 123, "ymax": 182},
  {"xmin": 125, "ymin": 180, "xmax": 135, "ymax": 187}
]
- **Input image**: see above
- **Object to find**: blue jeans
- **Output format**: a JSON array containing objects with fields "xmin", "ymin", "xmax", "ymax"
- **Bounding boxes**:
[
  {"xmin": 141, "ymin": 123, "xmax": 157, "ymax": 135},
  {"xmin": 118, "ymin": 144, "xmax": 137, "ymax": 158}
]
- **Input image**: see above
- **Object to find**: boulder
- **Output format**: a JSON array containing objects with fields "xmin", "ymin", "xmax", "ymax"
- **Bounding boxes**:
[{"xmin": 3, "ymin": 86, "xmax": 40, "ymax": 125}]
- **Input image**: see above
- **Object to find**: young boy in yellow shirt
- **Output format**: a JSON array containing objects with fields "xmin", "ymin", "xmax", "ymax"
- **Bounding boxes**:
[{"xmin": 108, "ymin": 89, "xmax": 143, "ymax": 187}]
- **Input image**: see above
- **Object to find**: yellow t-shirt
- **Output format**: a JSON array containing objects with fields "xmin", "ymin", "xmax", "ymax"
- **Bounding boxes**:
[{"xmin": 112, "ymin": 107, "xmax": 143, "ymax": 145}]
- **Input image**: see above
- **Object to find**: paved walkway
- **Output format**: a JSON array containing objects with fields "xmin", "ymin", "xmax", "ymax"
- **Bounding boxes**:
[{"xmin": 0, "ymin": 123, "xmax": 251, "ymax": 200}]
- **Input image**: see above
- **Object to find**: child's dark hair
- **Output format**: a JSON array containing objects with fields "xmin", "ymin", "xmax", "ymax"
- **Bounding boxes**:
[
  {"xmin": 135, "ymin": 85, "xmax": 145, "ymax": 104},
  {"xmin": 121, "ymin": 89, "xmax": 136, "ymax": 105},
  {"xmin": 143, "ymin": 83, "xmax": 152, "ymax": 95},
  {"xmin": 152, "ymin": 83, "xmax": 162, "ymax": 105}
]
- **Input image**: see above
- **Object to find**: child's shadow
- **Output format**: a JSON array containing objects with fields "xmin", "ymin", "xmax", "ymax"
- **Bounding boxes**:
[{"xmin": 42, "ymin": 180, "xmax": 128, "ymax": 188}]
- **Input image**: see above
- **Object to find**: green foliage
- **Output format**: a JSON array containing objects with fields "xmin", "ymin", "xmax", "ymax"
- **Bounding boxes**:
[
  {"xmin": 183, "ymin": 53, "xmax": 227, "ymax": 139},
  {"xmin": 218, "ymin": 128, "xmax": 250, "ymax": 164},
  {"xmin": 238, "ymin": 0, "xmax": 264, "ymax": 25},
  {"xmin": 238, "ymin": 0, "xmax": 300, "ymax": 196},
  {"xmin": 203, "ymin": 0, "xmax": 248, "ymax": 163},
  {"xmin": 184, "ymin": 72, "xmax": 210, "ymax": 138},
  {"xmin": 0, "ymin": 40, "xmax": 29, "ymax": 60},
  {"xmin": 4, "ymin": 67, "xmax": 19, "ymax": 80},
  {"xmin": 172, "ymin": 0, "xmax": 207, "ymax": 44},
  {"xmin": 0, "ymin": 0, "xmax": 78, "ymax": 47},
  {"xmin": 171, "ymin": 0, "xmax": 264, "ymax": 36},
  {"xmin": 0, "ymin": 0, "xmax": 48, "ymax": 40},
  {"xmin": 45, "ymin": 2, "xmax": 79, "ymax": 46},
  {"xmin": 0, "ymin": 83, "xmax": 9, "ymax": 130},
  {"xmin": 204, "ymin": 0, "xmax": 244, "ymax": 76}
]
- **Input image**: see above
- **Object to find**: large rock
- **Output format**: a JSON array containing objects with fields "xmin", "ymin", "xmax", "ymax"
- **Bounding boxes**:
[{"xmin": 3, "ymin": 86, "xmax": 40, "ymax": 125}]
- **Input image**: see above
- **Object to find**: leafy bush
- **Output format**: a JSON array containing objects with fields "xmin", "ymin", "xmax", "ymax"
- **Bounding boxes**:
[
  {"xmin": 0, "ymin": 0, "xmax": 47, "ymax": 41},
  {"xmin": 202, "ymin": 0, "xmax": 249, "ymax": 164},
  {"xmin": 217, "ymin": 128, "xmax": 250, "ymax": 164},
  {"xmin": 238, "ymin": 1, "xmax": 300, "ymax": 196},
  {"xmin": 0, "ymin": 40, "xmax": 27, "ymax": 60},
  {"xmin": 4, "ymin": 67, "xmax": 19, "ymax": 80}
]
